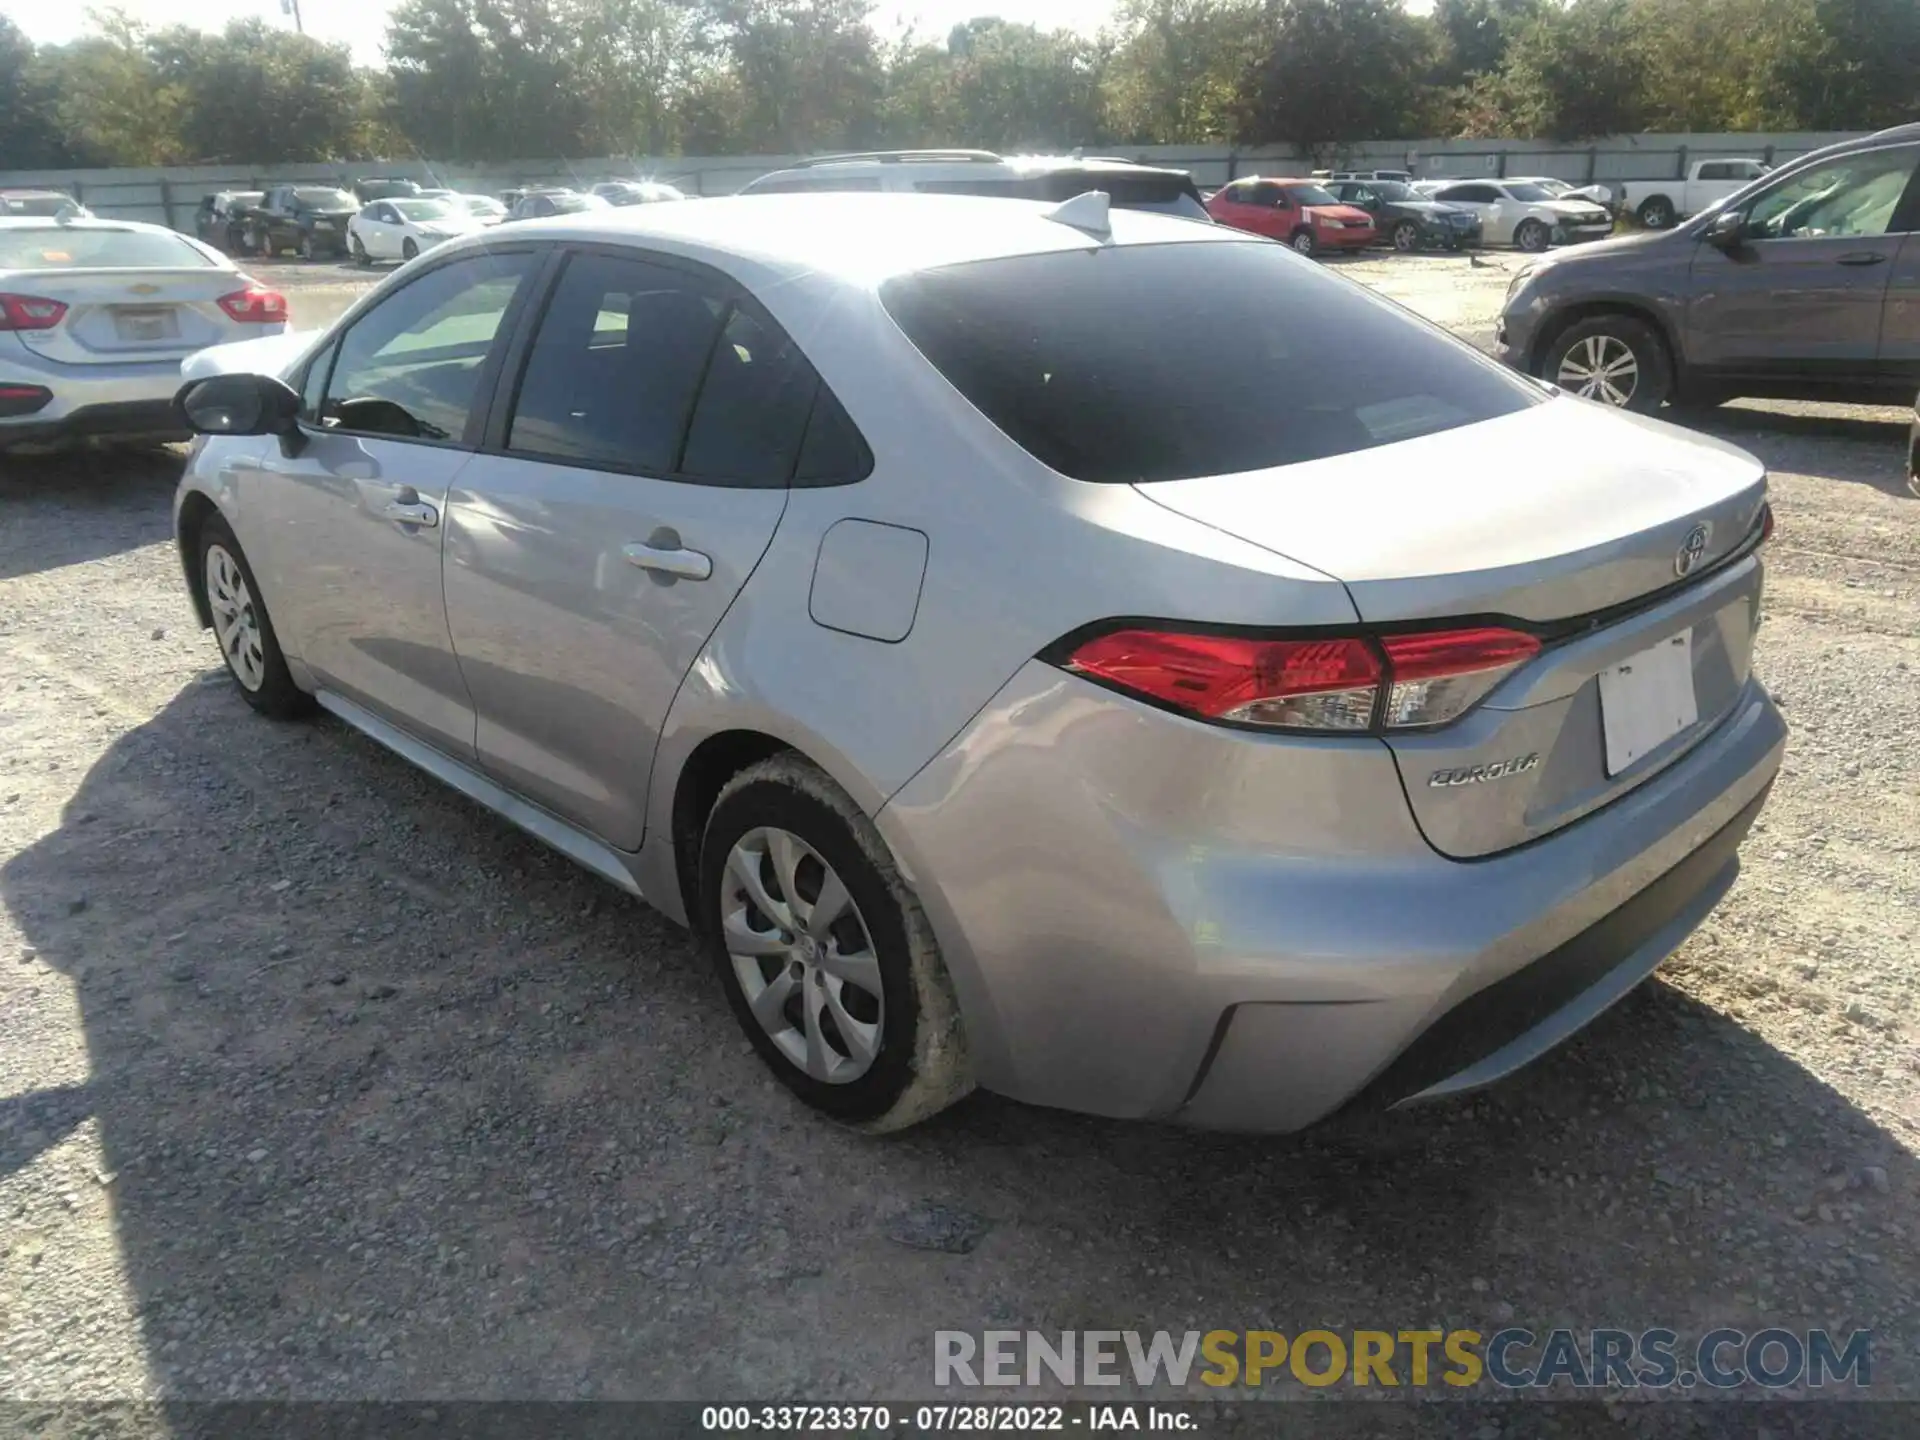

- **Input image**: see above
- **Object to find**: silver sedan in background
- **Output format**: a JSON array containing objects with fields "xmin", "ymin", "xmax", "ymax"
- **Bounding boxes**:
[
  {"xmin": 0, "ymin": 217, "xmax": 286, "ymax": 454},
  {"xmin": 167, "ymin": 195, "xmax": 1783, "ymax": 1134}
]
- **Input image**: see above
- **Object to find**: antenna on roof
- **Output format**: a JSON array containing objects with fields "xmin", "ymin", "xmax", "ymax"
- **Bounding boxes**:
[{"xmin": 1043, "ymin": 189, "xmax": 1111, "ymax": 238}]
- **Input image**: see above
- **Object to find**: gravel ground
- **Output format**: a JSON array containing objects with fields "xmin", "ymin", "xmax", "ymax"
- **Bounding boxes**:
[{"xmin": 1, "ymin": 253, "xmax": 1916, "ymax": 1424}]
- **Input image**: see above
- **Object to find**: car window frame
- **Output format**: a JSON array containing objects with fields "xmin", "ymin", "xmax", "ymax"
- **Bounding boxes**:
[
  {"xmin": 481, "ymin": 239, "xmax": 872, "ymax": 490},
  {"xmin": 285, "ymin": 241, "xmax": 551, "ymax": 452}
]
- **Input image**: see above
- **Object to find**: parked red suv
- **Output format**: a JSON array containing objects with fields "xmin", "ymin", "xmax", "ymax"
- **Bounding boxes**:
[{"xmin": 1205, "ymin": 177, "xmax": 1377, "ymax": 257}]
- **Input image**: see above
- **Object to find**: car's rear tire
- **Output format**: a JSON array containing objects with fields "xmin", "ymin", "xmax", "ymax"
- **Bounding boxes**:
[
  {"xmin": 1289, "ymin": 228, "xmax": 1317, "ymax": 257},
  {"xmin": 1391, "ymin": 220, "xmax": 1420, "ymax": 252},
  {"xmin": 1514, "ymin": 219, "xmax": 1551, "ymax": 253},
  {"xmin": 401, "ymin": 239, "xmax": 419, "ymax": 262},
  {"xmin": 699, "ymin": 754, "xmax": 972, "ymax": 1133},
  {"xmin": 196, "ymin": 515, "xmax": 313, "ymax": 720},
  {"xmin": 1637, "ymin": 195, "xmax": 1676, "ymax": 229},
  {"xmin": 1544, "ymin": 315, "xmax": 1673, "ymax": 414}
]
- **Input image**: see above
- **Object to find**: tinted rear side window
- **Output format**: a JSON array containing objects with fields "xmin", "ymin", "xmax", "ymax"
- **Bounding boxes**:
[{"xmin": 881, "ymin": 241, "xmax": 1538, "ymax": 484}]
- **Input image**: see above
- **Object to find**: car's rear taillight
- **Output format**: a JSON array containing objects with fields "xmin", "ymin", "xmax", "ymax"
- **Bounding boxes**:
[
  {"xmin": 0, "ymin": 383, "xmax": 53, "ymax": 416},
  {"xmin": 218, "ymin": 286, "xmax": 288, "ymax": 323},
  {"xmin": 1378, "ymin": 627, "xmax": 1541, "ymax": 727},
  {"xmin": 0, "ymin": 293, "xmax": 69, "ymax": 331},
  {"xmin": 1063, "ymin": 629, "xmax": 1382, "ymax": 730},
  {"xmin": 1054, "ymin": 623, "xmax": 1542, "ymax": 733}
]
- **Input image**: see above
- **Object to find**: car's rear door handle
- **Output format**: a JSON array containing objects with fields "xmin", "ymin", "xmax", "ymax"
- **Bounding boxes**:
[
  {"xmin": 1836, "ymin": 251, "xmax": 1888, "ymax": 267},
  {"xmin": 624, "ymin": 539, "xmax": 712, "ymax": 581}
]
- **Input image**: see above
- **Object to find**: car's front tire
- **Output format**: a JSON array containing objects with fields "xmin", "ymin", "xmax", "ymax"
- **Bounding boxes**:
[
  {"xmin": 1391, "ymin": 220, "xmax": 1420, "ymax": 252},
  {"xmin": 401, "ymin": 239, "xmax": 419, "ymax": 262},
  {"xmin": 1544, "ymin": 315, "xmax": 1673, "ymax": 414},
  {"xmin": 351, "ymin": 234, "xmax": 371, "ymax": 267},
  {"xmin": 699, "ymin": 754, "xmax": 972, "ymax": 1133},
  {"xmin": 197, "ymin": 515, "xmax": 312, "ymax": 719},
  {"xmin": 1289, "ymin": 228, "xmax": 1316, "ymax": 257},
  {"xmin": 1514, "ymin": 219, "xmax": 1551, "ymax": 253}
]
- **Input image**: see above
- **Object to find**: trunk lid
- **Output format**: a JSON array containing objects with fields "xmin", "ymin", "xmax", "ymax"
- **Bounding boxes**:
[
  {"xmin": 1135, "ymin": 399, "xmax": 1770, "ymax": 857},
  {"xmin": 9, "ymin": 268, "xmax": 254, "ymax": 365}
]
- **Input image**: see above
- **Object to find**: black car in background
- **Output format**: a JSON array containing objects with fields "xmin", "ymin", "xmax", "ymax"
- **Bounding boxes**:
[
  {"xmin": 242, "ymin": 185, "xmax": 359, "ymax": 260},
  {"xmin": 1325, "ymin": 179, "xmax": 1481, "ymax": 251},
  {"xmin": 353, "ymin": 177, "xmax": 422, "ymax": 203},
  {"xmin": 505, "ymin": 189, "xmax": 612, "ymax": 221},
  {"xmin": 193, "ymin": 191, "xmax": 263, "ymax": 253}
]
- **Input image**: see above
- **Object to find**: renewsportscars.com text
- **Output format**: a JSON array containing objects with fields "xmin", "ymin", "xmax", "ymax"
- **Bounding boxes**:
[{"xmin": 934, "ymin": 1328, "xmax": 1872, "ymax": 1391}]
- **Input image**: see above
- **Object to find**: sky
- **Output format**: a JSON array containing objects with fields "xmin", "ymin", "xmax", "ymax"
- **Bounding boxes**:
[{"xmin": 1, "ymin": 0, "xmax": 1129, "ymax": 66}]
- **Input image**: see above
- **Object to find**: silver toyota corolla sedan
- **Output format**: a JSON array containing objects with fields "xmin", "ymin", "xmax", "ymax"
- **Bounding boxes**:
[
  {"xmin": 169, "ymin": 193, "xmax": 1785, "ymax": 1134},
  {"xmin": 0, "ymin": 216, "xmax": 287, "ymax": 453}
]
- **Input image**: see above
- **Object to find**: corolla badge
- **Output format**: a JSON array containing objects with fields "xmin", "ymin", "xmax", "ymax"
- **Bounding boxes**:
[
  {"xmin": 1428, "ymin": 754, "xmax": 1540, "ymax": 788},
  {"xmin": 1675, "ymin": 522, "xmax": 1711, "ymax": 577}
]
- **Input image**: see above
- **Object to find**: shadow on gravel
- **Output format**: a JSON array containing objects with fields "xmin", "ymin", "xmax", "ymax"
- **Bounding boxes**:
[
  {"xmin": 1686, "ymin": 407, "xmax": 1913, "ymax": 498},
  {"xmin": 0, "ymin": 447, "xmax": 183, "ymax": 581},
  {"xmin": 3, "ymin": 679, "xmax": 1914, "ymax": 1417}
]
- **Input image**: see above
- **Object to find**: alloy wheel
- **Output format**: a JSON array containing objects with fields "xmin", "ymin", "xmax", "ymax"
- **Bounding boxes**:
[
  {"xmin": 1556, "ymin": 334, "xmax": 1640, "ymax": 407},
  {"xmin": 1291, "ymin": 231, "xmax": 1316, "ymax": 256},
  {"xmin": 205, "ymin": 543, "xmax": 267, "ymax": 691},
  {"xmin": 722, "ymin": 826, "xmax": 884, "ymax": 1084},
  {"xmin": 1392, "ymin": 221, "xmax": 1419, "ymax": 251}
]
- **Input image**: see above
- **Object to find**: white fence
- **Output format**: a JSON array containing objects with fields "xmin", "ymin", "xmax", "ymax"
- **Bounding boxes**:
[{"xmin": 0, "ymin": 131, "xmax": 1869, "ymax": 232}]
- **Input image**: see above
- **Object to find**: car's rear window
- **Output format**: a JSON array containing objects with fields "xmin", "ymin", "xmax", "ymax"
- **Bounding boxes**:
[
  {"xmin": 880, "ymin": 241, "xmax": 1538, "ymax": 484},
  {"xmin": 2, "ymin": 194, "xmax": 78, "ymax": 216},
  {"xmin": 0, "ymin": 227, "xmax": 217, "ymax": 270},
  {"xmin": 918, "ymin": 172, "xmax": 1208, "ymax": 220},
  {"xmin": 295, "ymin": 188, "xmax": 356, "ymax": 208}
]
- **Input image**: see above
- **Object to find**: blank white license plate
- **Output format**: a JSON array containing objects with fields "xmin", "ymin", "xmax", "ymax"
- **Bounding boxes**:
[
  {"xmin": 114, "ymin": 308, "xmax": 178, "ymax": 342},
  {"xmin": 1598, "ymin": 631, "xmax": 1698, "ymax": 775}
]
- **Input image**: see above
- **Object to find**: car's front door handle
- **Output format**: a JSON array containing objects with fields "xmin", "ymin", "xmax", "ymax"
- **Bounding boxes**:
[
  {"xmin": 623, "ymin": 540, "xmax": 712, "ymax": 581},
  {"xmin": 383, "ymin": 499, "xmax": 439, "ymax": 527},
  {"xmin": 1836, "ymin": 251, "xmax": 1888, "ymax": 267}
]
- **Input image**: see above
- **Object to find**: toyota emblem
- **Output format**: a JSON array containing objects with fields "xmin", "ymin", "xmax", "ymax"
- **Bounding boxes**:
[{"xmin": 1675, "ymin": 522, "xmax": 1711, "ymax": 577}]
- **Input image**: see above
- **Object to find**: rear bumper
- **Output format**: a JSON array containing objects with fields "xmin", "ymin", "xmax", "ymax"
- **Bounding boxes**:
[
  {"xmin": 877, "ymin": 662, "xmax": 1785, "ymax": 1132},
  {"xmin": 0, "ymin": 338, "xmax": 229, "ymax": 448},
  {"xmin": 0, "ymin": 398, "xmax": 183, "ymax": 448},
  {"xmin": 1555, "ymin": 222, "xmax": 1616, "ymax": 244}
]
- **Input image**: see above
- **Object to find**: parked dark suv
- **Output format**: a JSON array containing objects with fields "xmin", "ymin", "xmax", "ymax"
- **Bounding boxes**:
[
  {"xmin": 243, "ymin": 185, "xmax": 359, "ymax": 260},
  {"xmin": 1499, "ymin": 124, "xmax": 1920, "ymax": 413}
]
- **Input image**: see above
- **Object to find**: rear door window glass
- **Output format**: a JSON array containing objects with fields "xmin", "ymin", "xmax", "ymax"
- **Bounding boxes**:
[
  {"xmin": 679, "ymin": 306, "xmax": 820, "ymax": 485},
  {"xmin": 507, "ymin": 252, "xmax": 726, "ymax": 472},
  {"xmin": 880, "ymin": 240, "xmax": 1538, "ymax": 484}
]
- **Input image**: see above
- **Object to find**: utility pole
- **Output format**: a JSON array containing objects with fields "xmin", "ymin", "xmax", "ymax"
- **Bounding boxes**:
[{"xmin": 281, "ymin": 0, "xmax": 305, "ymax": 35}]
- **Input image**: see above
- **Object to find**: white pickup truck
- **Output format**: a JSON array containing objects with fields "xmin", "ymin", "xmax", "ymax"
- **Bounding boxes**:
[{"xmin": 1618, "ymin": 159, "xmax": 1771, "ymax": 229}]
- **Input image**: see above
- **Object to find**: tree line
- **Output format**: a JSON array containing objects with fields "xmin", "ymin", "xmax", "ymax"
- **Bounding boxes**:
[{"xmin": 2, "ymin": 0, "xmax": 1915, "ymax": 171}]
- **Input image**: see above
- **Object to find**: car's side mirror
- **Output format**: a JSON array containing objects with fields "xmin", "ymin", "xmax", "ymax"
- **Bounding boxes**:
[
  {"xmin": 175, "ymin": 374, "xmax": 302, "ymax": 447},
  {"xmin": 1705, "ymin": 210, "xmax": 1747, "ymax": 249}
]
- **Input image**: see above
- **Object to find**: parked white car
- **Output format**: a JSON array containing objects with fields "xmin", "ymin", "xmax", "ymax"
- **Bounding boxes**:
[
  {"xmin": 1618, "ymin": 159, "xmax": 1771, "ymax": 229},
  {"xmin": 1424, "ymin": 179, "xmax": 1614, "ymax": 252},
  {"xmin": 0, "ymin": 215, "xmax": 285, "ymax": 453},
  {"xmin": 348, "ymin": 198, "xmax": 490, "ymax": 266},
  {"xmin": 455, "ymin": 195, "xmax": 509, "ymax": 225}
]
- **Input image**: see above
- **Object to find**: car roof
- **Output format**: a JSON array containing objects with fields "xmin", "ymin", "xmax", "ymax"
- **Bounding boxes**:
[{"xmin": 477, "ymin": 191, "xmax": 1242, "ymax": 288}]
